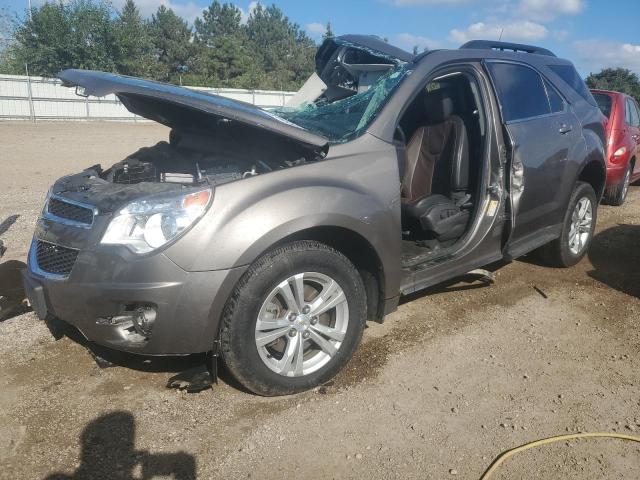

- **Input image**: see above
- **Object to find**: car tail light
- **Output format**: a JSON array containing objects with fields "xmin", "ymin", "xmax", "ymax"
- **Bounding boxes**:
[{"xmin": 611, "ymin": 146, "xmax": 627, "ymax": 164}]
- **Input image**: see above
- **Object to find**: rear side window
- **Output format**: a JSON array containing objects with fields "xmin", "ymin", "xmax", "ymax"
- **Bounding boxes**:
[
  {"xmin": 548, "ymin": 64, "xmax": 597, "ymax": 106},
  {"xmin": 487, "ymin": 62, "xmax": 550, "ymax": 122},
  {"xmin": 626, "ymin": 98, "xmax": 640, "ymax": 127},
  {"xmin": 592, "ymin": 93, "xmax": 613, "ymax": 118}
]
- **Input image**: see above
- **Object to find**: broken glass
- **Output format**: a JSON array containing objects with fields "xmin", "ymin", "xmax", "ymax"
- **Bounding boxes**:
[{"xmin": 273, "ymin": 66, "xmax": 413, "ymax": 143}]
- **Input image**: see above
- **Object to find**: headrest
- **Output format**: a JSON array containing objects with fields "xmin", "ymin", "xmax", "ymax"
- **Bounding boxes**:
[{"xmin": 424, "ymin": 88, "xmax": 454, "ymax": 124}]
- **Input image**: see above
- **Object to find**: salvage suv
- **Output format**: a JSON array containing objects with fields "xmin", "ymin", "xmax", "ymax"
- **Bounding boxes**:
[{"xmin": 23, "ymin": 36, "xmax": 606, "ymax": 396}]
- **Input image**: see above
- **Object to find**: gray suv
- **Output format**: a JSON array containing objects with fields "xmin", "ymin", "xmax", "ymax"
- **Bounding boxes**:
[{"xmin": 23, "ymin": 36, "xmax": 606, "ymax": 395}]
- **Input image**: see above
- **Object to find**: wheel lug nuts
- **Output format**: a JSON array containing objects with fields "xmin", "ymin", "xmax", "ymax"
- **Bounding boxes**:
[
  {"xmin": 302, "ymin": 331, "xmax": 310, "ymax": 339},
  {"xmin": 288, "ymin": 313, "xmax": 297, "ymax": 322},
  {"xmin": 302, "ymin": 305, "xmax": 311, "ymax": 314},
  {"xmin": 310, "ymin": 317, "xmax": 318, "ymax": 325},
  {"xmin": 288, "ymin": 328, "xmax": 297, "ymax": 337}
]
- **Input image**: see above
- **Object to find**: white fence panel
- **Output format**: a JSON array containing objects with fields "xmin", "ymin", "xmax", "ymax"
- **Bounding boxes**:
[
  {"xmin": 0, "ymin": 98, "xmax": 30, "ymax": 117},
  {"xmin": 0, "ymin": 74, "xmax": 295, "ymax": 121}
]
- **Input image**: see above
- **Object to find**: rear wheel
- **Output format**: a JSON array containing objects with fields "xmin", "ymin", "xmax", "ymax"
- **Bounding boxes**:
[
  {"xmin": 538, "ymin": 181, "xmax": 597, "ymax": 267},
  {"xmin": 220, "ymin": 241, "xmax": 366, "ymax": 396},
  {"xmin": 604, "ymin": 163, "xmax": 632, "ymax": 206}
]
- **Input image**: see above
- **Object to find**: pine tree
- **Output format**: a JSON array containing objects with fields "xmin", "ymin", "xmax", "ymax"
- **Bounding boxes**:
[
  {"xmin": 245, "ymin": 4, "xmax": 315, "ymax": 90},
  {"xmin": 149, "ymin": 5, "xmax": 193, "ymax": 82},
  {"xmin": 322, "ymin": 22, "xmax": 334, "ymax": 40},
  {"xmin": 191, "ymin": 1, "xmax": 251, "ymax": 86},
  {"xmin": 194, "ymin": 1, "xmax": 242, "ymax": 43},
  {"xmin": 114, "ymin": 0, "xmax": 154, "ymax": 77}
]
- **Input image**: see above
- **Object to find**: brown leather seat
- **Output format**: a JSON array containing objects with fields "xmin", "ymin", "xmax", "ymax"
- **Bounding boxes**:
[{"xmin": 401, "ymin": 88, "xmax": 471, "ymax": 241}]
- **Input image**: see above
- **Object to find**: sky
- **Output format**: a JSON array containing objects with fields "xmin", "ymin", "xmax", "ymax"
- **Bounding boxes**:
[{"xmin": 1, "ymin": 0, "xmax": 639, "ymax": 76}]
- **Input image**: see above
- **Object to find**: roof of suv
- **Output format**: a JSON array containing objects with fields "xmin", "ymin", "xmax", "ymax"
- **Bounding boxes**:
[{"xmin": 417, "ymin": 44, "xmax": 574, "ymax": 67}]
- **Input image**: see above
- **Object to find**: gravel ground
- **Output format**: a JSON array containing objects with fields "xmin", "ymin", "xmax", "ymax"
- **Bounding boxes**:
[{"xmin": 0, "ymin": 122, "xmax": 639, "ymax": 479}]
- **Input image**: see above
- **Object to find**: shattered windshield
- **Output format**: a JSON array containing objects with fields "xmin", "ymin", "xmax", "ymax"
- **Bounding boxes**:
[{"xmin": 274, "ymin": 66, "xmax": 412, "ymax": 143}]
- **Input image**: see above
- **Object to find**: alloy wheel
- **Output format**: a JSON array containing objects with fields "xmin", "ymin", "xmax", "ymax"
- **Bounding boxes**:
[
  {"xmin": 568, "ymin": 196, "xmax": 593, "ymax": 255},
  {"xmin": 622, "ymin": 166, "xmax": 631, "ymax": 201},
  {"xmin": 254, "ymin": 272, "xmax": 349, "ymax": 377}
]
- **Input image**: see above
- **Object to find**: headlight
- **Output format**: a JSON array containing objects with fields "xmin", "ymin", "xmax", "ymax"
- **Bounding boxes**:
[{"xmin": 101, "ymin": 188, "xmax": 212, "ymax": 254}]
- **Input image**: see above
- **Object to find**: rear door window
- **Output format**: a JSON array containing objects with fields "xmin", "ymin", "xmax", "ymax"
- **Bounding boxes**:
[
  {"xmin": 486, "ymin": 62, "xmax": 550, "ymax": 122},
  {"xmin": 543, "ymin": 79, "xmax": 565, "ymax": 113}
]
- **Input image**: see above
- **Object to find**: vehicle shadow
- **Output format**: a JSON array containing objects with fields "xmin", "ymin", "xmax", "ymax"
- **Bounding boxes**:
[
  {"xmin": 44, "ymin": 410, "xmax": 197, "ymax": 480},
  {"xmin": 0, "ymin": 259, "xmax": 29, "ymax": 321},
  {"xmin": 587, "ymin": 224, "xmax": 640, "ymax": 298},
  {"xmin": 399, "ymin": 260, "xmax": 509, "ymax": 305},
  {"xmin": 0, "ymin": 215, "xmax": 30, "ymax": 321}
]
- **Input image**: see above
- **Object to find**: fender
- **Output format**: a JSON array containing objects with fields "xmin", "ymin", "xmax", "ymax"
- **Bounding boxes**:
[{"xmin": 163, "ymin": 142, "xmax": 403, "ymax": 298}]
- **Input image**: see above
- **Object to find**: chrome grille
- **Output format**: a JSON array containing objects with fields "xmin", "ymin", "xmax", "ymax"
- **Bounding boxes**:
[
  {"xmin": 47, "ymin": 197, "xmax": 94, "ymax": 225},
  {"xmin": 35, "ymin": 240, "xmax": 79, "ymax": 276}
]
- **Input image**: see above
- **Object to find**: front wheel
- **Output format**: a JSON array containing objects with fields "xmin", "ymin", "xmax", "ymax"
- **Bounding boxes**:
[
  {"xmin": 220, "ymin": 241, "xmax": 366, "ymax": 396},
  {"xmin": 538, "ymin": 181, "xmax": 597, "ymax": 267}
]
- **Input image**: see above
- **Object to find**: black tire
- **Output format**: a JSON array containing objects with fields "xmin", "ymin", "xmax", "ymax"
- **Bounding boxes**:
[
  {"xmin": 538, "ymin": 181, "xmax": 597, "ymax": 267},
  {"xmin": 603, "ymin": 163, "xmax": 632, "ymax": 206},
  {"xmin": 220, "ymin": 240, "xmax": 366, "ymax": 396}
]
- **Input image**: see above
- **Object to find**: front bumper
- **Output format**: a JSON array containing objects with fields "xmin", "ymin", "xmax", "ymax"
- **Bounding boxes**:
[{"xmin": 23, "ymin": 238, "xmax": 246, "ymax": 355}]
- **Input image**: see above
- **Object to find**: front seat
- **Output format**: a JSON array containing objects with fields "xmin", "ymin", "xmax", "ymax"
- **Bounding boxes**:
[{"xmin": 401, "ymin": 88, "xmax": 471, "ymax": 243}]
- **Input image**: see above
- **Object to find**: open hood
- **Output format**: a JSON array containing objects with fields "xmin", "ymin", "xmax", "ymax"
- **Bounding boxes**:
[
  {"xmin": 288, "ymin": 35, "xmax": 414, "ymax": 106},
  {"xmin": 58, "ymin": 69, "xmax": 329, "ymax": 151}
]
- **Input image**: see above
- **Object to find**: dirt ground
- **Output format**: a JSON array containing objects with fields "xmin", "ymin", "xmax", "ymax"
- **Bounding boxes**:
[{"xmin": 0, "ymin": 122, "xmax": 639, "ymax": 480}]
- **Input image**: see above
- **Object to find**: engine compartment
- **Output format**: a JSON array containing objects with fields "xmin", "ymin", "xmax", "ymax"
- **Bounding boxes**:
[{"xmin": 101, "ymin": 126, "xmax": 314, "ymax": 187}]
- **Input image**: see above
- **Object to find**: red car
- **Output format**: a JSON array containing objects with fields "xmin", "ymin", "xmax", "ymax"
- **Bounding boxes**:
[{"xmin": 591, "ymin": 89, "xmax": 640, "ymax": 205}]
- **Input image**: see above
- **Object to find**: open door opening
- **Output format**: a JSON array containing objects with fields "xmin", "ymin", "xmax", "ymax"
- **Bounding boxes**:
[{"xmin": 396, "ymin": 70, "xmax": 489, "ymax": 267}]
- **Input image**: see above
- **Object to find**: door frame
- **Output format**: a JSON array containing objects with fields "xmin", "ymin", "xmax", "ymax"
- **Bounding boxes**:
[{"xmin": 397, "ymin": 62, "xmax": 509, "ymax": 294}]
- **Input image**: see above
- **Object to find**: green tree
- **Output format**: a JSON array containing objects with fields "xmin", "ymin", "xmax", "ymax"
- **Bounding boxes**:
[
  {"xmin": 0, "ymin": 8, "xmax": 17, "ymax": 72},
  {"xmin": 0, "ymin": 8, "xmax": 14, "ymax": 50},
  {"xmin": 245, "ymin": 4, "xmax": 315, "ymax": 90},
  {"xmin": 191, "ymin": 1, "xmax": 251, "ymax": 86},
  {"xmin": 322, "ymin": 21, "xmax": 333, "ymax": 40},
  {"xmin": 8, "ymin": 0, "xmax": 119, "ymax": 76},
  {"xmin": 1, "ymin": 0, "xmax": 318, "ymax": 90},
  {"xmin": 194, "ymin": 1, "xmax": 241, "ymax": 42},
  {"xmin": 586, "ymin": 68, "xmax": 640, "ymax": 103},
  {"xmin": 114, "ymin": 0, "xmax": 155, "ymax": 77},
  {"xmin": 149, "ymin": 5, "xmax": 193, "ymax": 83}
]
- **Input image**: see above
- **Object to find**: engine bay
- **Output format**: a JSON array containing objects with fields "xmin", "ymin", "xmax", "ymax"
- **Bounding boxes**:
[{"xmin": 100, "ymin": 127, "xmax": 313, "ymax": 187}]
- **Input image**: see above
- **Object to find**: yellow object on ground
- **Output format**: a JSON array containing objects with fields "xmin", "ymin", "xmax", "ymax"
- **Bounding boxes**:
[{"xmin": 480, "ymin": 432, "xmax": 640, "ymax": 479}]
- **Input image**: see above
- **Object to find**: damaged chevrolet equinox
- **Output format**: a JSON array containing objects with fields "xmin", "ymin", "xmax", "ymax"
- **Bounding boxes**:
[{"xmin": 23, "ymin": 36, "xmax": 606, "ymax": 395}]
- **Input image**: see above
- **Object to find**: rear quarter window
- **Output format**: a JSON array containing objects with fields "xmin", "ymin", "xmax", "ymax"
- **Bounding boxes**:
[
  {"xmin": 548, "ymin": 64, "xmax": 597, "ymax": 106},
  {"xmin": 626, "ymin": 98, "xmax": 640, "ymax": 127}
]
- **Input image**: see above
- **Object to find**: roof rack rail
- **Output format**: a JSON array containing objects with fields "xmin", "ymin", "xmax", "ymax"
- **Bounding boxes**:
[{"xmin": 460, "ymin": 40, "xmax": 556, "ymax": 57}]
